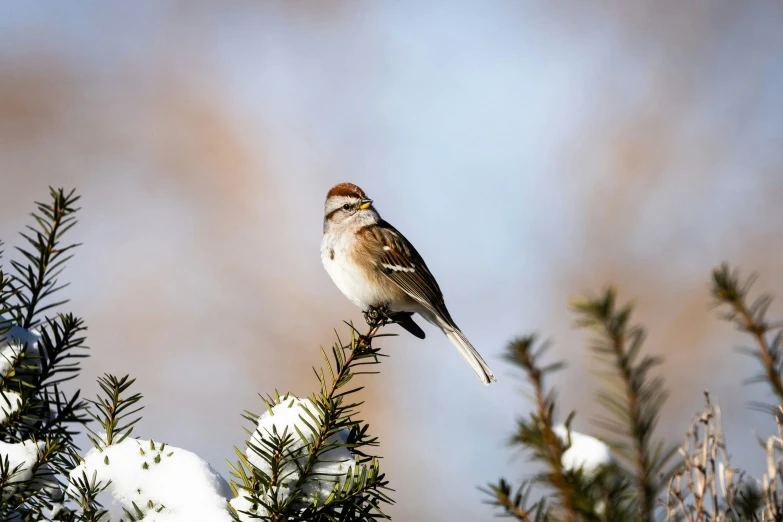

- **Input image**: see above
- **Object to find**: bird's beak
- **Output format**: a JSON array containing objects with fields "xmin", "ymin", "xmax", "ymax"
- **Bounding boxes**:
[{"xmin": 359, "ymin": 199, "xmax": 373, "ymax": 210}]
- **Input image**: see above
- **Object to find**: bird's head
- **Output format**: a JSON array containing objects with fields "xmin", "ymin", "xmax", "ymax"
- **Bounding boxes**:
[{"xmin": 323, "ymin": 182, "xmax": 379, "ymax": 232}]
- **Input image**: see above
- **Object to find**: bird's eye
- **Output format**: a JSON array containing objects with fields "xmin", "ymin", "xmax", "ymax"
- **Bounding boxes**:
[{"xmin": 342, "ymin": 204, "xmax": 351, "ymax": 211}]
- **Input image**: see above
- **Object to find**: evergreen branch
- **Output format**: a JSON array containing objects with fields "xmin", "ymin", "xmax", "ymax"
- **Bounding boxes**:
[
  {"xmin": 10, "ymin": 187, "xmax": 81, "ymax": 329},
  {"xmin": 712, "ymin": 263, "xmax": 783, "ymax": 407},
  {"xmin": 85, "ymin": 374, "xmax": 144, "ymax": 448},
  {"xmin": 481, "ymin": 479, "xmax": 548, "ymax": 522},
  {"xmin": 502, "ymin": 335, "xmax": 577, "ymax": 522},
  {"xmin": 571, "ymin": 288, "xmax": 675, "ymax": 522},
  {"xmin": 0, "ymin": 189, "xmax": 90, "ymax": 521},
  {"xmin": 317, "ymin": 458, "xmax": 392, "ymax": 517},
  {"xmin": 65, "ymin": 466, "xmax": 111, "ymax": 522},
  {"xmin": 231, "ymin": 308, "xmax": 394, "ymax": 521},
  {"xmin": 280, "ymin": 312, "xmax": 391, "ymax": 519},
  {"xmin": 0, "ymin": 435, "xmax": 70, "ymax": 519},
  {"xmin": 1, "ymin": 313, "xmax": 89, "ymax": 441},
  {"xmin": 37, "ymin": 313, "xmax": 89, "ymax": 389},
  {"xmin": 64, "ymin": 374, "xmax": 143, "ymax": 520},
  {"xmin": 298, "ymin": 322, "xmax": 384, "ymax": 480}
]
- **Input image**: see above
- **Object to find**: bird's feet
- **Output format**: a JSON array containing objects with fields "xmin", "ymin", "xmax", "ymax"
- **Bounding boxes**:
[{"xmin": 363, "ymin": 303, "xmax": 391, "ymax": 327}]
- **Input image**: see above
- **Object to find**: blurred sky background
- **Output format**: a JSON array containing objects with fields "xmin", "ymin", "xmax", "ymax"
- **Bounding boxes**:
[{"xmin": 1, "ymin": 2, "xmax": 783, "ymax": 520}]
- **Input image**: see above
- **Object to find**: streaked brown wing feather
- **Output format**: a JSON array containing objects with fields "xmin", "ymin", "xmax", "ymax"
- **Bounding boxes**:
[{"xmin": 360, "ymin": 220, "xmax": 455, "ymax": 326}]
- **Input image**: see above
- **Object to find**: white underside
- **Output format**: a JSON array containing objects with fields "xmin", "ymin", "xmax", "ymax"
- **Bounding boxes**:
[{"xmin": 321, "ymin": 231, "xmax": 398, "ymax": 310}]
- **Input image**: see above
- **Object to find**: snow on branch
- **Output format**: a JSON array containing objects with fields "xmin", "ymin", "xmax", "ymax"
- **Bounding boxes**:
[
  {"xmin": 67, "ymin": 374, "xmax": 234, "ymax": 521},
  {"xmin": 67, "ymin": 315, "xmax": 396, "ymax": 522},
  {"xmin": 484, "ymin": 335, "xmax": 634, "ymax": 522},
  {"xmin": 0, "ymin": 317, "xmax": 41, "ymax": 379},
  {"xmin": 0, "ymin": 318, "xmax": 41, "ymax": 425},
  {"xmin": 552, "ymin": 425, "xmax": 614, "ymax": 477},
  {"xmin": 0, "ymin": 189, "xmax": 90, "ymax": 519},
  {"xmin": 0, "ymin": 439, "xmax": 45, "ymax": 490},
  {"xmin": 229, "ymin": 317, "xmax": 394, "ymax": 521},
  {"xmin": 229, "ymin": 396, "xmax": 358, "ymax": 520},
  {"xmin": 68, "ymin": 438, "xmax": 233, "ymax": 522}
]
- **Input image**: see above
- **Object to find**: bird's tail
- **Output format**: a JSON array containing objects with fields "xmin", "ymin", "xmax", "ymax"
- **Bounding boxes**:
[{"xmin": 444, "ymin": 327, "xmax": 497, "ymax": 386}]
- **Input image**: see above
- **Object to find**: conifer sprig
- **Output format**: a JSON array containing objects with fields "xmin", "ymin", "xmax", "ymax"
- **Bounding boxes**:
[
  {"xmin": 482, "ymin": 478, "xmax": 548, "ymax": 522},
  {"xmin": 712, "ymin": 263, "xmax": 783, "ymax": 408},
  {"xmin": 482, "ymin": 335, "xmax": 575, "ymax": 522},
  {"xmin": 571, "ymin": 288, "xmax": 676, "ymax": 522},
  {"xmin": 1, "ymin": 188, "xmax": 88, "ymax": 442},
  {"xmin": 0, "ymin": 188, "xmax": 89, "ymax": 521},
  {"xmin": 9, "ymin": 187, "xmax": 81, "ymax": 329},
  {"xmin": 507, "ymin": 337, "xmax": 575, "ymax": 517},
  {"xmin": 85, "ymin": 374, "xmax": 144, "ymax": 448},
  {"xmin": 230, "ymin": 309, "xmax": 395, "ymax": 521}
]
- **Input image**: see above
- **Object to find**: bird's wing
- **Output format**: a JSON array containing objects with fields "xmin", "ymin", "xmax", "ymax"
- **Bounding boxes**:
[{"xmin": 359, "ymin": 220, "xmax": 456, "ymax": 327}]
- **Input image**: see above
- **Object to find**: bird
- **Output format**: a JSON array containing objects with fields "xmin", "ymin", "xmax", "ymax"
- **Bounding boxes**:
[{"xmin": 320, "ymin": 182, "xmax": 496, "ymax": 385}]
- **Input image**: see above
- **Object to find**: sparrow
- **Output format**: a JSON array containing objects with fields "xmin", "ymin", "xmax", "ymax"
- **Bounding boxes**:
[{"xmin": 321, "ymin": 182, "xmax": 496, "ymax": 385}]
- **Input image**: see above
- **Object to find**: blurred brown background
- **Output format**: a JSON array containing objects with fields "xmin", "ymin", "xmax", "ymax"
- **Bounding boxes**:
[{"xmin": 1, "ymin": 2, "xmax": 782, "ymax": 520}]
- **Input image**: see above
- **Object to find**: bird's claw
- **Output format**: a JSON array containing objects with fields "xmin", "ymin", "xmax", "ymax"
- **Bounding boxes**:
[{"xmin": 363, "ymin": 303, "xmax": 391, "ymax": 327}]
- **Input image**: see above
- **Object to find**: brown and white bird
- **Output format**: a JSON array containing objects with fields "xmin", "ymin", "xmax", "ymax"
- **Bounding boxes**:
[{"xmin": 321, "ymin": 182, "xmax": 496, "ymax": 385}]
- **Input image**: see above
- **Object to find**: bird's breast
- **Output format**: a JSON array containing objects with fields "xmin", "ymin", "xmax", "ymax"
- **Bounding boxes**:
[{"xmin": 321, "ymin": 232, "xmax": 403, "ymax": 310}]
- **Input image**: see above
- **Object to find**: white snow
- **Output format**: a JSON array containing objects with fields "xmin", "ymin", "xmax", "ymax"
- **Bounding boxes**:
[
  {"xmin": 0, "ymin": 390, "xmax": 22, "ymax": 424},
  {"xmin": 552, "ymin": 425, "xmax": 613, "ymax": 476},
  {"xmin": 63, "ymin": 399, "xmax": 356, "ymax": 522},
  {"xmin": 68, "ymin": 438, "xmax": 233, "ymax": 522},
  {"xmin": 241, "ymin": 396, "xmax": 355, "ymax": 510},
  {"xmin": 0, "ymin": 439, "xmax": 45, "ymax": 493},
  {"xmin": 0, "ymin": 316, "xmax": 41, "ymax": 377}
]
